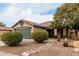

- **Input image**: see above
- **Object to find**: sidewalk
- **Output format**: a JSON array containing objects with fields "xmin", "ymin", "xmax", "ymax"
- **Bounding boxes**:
[{"xmin": 0, "ymin": 51, "xmax": 18, "ymax": 56}]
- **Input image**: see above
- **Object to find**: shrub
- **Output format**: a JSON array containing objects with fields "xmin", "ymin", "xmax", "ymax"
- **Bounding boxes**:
[
  {"xmin": 32, "ymin": 30, "xmax": 48, "ymax": 43},
  {"xmin": 1, "ymin": 32, "xmax": 23, "ymax": 46}
]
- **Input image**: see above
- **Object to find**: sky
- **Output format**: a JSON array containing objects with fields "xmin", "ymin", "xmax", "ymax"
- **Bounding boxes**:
[{"xmin": 0, "ymin": 3, "xmax": 63, "ymax": 27}]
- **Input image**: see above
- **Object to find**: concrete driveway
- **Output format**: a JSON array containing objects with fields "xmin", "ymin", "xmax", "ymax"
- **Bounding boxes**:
[
  {"xmin": 0, "ymin": 41, "xmax": 5, "ymax": 46},
  {"xmin": 0, "ymin": 41, "xmax": 17, "ymax": 56}
]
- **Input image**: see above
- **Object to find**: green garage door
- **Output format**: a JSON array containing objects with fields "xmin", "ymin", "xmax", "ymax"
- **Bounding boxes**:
[{"xmin": 15, "ymin": 27, "xmax": 31, "ymax": 39}]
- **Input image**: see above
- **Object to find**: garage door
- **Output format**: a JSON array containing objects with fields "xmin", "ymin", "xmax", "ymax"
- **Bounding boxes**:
[{"xmin": 15, "ymin": 27, "xmax": 31, "ymax": 39}]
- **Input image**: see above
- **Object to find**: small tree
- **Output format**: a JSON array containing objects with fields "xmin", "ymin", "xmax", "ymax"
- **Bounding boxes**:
[
  {"xmin": 53, "ymin": 3, "xmax": 79, "ymax": 40},
  {"xmin": 73, "ymin": 19, "xmax": 79, "ymax": 40}
]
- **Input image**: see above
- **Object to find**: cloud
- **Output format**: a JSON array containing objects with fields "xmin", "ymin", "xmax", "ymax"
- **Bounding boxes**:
[
  {"xmin": 0, "ymin": 3, "xmax": 63, "ymax": 27},
  {"xmin": 40, "ymin": 3, "xmax": 63, "ymax": 15},
  {"xmin": 0, "ymin": 4, "xmax": 53, "ymax": 27},
  {"xmin": 1, "ymin": 3, "xmax": 62, "ymax": 14}
]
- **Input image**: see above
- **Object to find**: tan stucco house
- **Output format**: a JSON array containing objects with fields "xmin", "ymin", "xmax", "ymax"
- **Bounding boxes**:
[{"xmin": 12, "ymin": 19, "xmax": 56, "ymax": 39}]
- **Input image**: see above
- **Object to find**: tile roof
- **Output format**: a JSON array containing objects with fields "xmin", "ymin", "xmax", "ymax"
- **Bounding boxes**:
[
  {"xmin": 40, "ymin": 21, "xmax": 52, "ymax": 27},
  {"xmin": 12, "ymin": 19, "xmax": 53, "ymax": 28}
]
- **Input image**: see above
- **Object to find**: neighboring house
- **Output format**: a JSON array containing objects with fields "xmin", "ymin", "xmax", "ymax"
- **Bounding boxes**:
[
  {"xmin": 12, "ymin": 19, "xmax": 56, "ymax": 39},
  {"xmin": 0, "ymin": 26, "xmax": 13, "ymax": 36}
]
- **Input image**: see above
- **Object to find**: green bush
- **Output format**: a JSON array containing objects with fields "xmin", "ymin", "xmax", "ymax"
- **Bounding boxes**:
[
  {"xmin": 32, "ymin": 30, "xmax": 48, "ymax": 43},
  {"xmin": 1, "ymin": 32, "xmax": 23, "ymax": 46}
]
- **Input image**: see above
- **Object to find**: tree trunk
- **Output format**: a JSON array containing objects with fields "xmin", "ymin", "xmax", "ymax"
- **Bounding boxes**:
[
  {"xmin": 70, "ymin": 29, "xmax": 76, "ymax": 40},
  {"xmin": 54, "ymin": 29, "xmax": 57, "ymax": 39},
  {"xmin": 63, "ymin": 28, "xmax": 67, "ymax": 38},
  {"xmin": 57, "ymin": 29, "xmax": 61, "ymax": 41},
  {"xmin": 76, "ymin": 29, "xmax": 79, "ymax": 40},
  {"xmin": 67, "ymin": 29, "xmax": 71, "ymax": 39},
  {"xmin": 75, "ymin": 29, "xmax": 78, "ymax": 40}
]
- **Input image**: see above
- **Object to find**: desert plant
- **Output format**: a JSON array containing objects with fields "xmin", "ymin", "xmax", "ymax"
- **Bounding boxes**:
[
  {"xmin": 32, "ymin": 30, "xmax": 48, "ymax": 43},
  {"xmin": 1, "ymin": 32, "xmax": 23, "ymax": 46},
  {"xmin": 63, "ymin": 41, "xmax": 68, "ymax": 47}
]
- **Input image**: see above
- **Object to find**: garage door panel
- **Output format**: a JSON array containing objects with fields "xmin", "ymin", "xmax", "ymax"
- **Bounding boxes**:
[{"xmin": 15, "ymin": 27, "xmax": 31, "ymax": 39}]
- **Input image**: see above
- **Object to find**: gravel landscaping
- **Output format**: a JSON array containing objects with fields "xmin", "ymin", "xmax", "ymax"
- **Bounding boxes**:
[
  {"xmin": 0, "ymin": 39, "xmax": 46, "ymax": 56},
  {"xmin": 0, "ymin": 39, "xmax": 79, "ymax": 56}
]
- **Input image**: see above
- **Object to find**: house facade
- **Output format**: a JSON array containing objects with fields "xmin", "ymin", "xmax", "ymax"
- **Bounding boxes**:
[
  {"xmin": 12, "ymin": 20, "xmax": 45, "ymax": 39},
  {"xmin": 12, "ymin": 19, "xmax": 57, "ymax": 39},
  {"xmin": 12, "ymin": 19, "xmax": 68, "ymax": 39},
  {"xmin": 0, "ymin": 19, "xmax": 68, "ymax": 39}
]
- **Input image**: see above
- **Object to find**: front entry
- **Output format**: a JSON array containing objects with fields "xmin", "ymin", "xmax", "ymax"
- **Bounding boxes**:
[{"xmin": 46, "ymin": 29, "xmax": 54, "ymax": 38}]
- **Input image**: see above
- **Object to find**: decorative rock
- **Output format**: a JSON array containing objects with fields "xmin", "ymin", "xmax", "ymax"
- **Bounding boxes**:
[
  {"xmin": 74, "ymin": 41, "xmax": 79, "ymax": 48},
  {"xmin": 22, "ymin": 50, "xmax": 39, "ymax": 56},
  {"xmin": 74, "ymin": 48, "xmax": 79, "ymax": 52},
  {"xmin": 22, "ymin": 52, "xmax": 30, "ymax": 56},
  {"xmin": 22, "ymin": 43, "xmax": 53, "ymax": 56}
]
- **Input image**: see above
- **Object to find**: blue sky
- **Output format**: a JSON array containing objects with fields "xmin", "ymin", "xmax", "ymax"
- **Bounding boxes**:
[{"xmin": 0, "ymin": 3, "xmax": 63, "ymax": 27}]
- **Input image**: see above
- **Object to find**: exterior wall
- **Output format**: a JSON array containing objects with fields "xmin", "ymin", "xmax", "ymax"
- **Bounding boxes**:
[
  {"xmin": 13, "ymin": 22, "xmax": 45, "ymax": 33},
  {"xmin": 13, "ymin": 23, "xmax": 21, "ymax": 28},
  {"xmin": 13, "ymin": 23, "xmax": 32, "ymax": 28},
  {"xmin": 23, "ymin": 23, "xmax": 32, "ymax": 28},
  {"xmin": 13, "ymin": 22, "xmax": 33, "ymax": 33}
]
